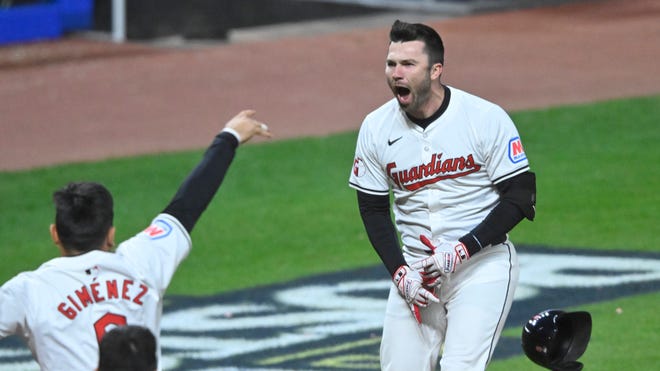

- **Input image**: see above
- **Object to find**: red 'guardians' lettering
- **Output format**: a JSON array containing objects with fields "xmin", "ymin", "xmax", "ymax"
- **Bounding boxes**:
[
  {"xmin": 57, "ymin": 279, "xmax": 149, "ymax": 320},
  {"xmin": 387, "ymin": 153, "xmax": 481, "ymax": 190}
]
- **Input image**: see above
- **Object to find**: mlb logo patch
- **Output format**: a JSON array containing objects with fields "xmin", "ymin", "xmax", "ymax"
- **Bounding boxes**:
[
  {"xmin": 143, "ymin": 219, "xmax": 173, "ymax": 240},
  {"xmin": 508, "ymin": 137, "xmax": 527, "ymax": 163}
]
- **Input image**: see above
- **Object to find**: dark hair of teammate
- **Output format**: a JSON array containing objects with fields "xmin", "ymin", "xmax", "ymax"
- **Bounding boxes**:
[
  {"xmin": 389, "ymin": 20, "xmax": 445, "ymax": 66},
  {"xmin": 53, "ymin": 182, "xmax": 114, "ymax": 253},
  {"xmin": 98, "ymin": 325, "xmax": 157, "ymax": 371}
]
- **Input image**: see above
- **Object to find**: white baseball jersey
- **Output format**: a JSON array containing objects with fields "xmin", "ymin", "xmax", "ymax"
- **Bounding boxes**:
[
  {"xmin": 0, "ymin": 213, "xmax": 190, "ymax": 371},
  {"xmin": 350, "ymin": 85, "xmax": 527, "ymax": 370},
  {"xmin": 349, "ymin": 86, "xmax": 529, "ymax": 258}
]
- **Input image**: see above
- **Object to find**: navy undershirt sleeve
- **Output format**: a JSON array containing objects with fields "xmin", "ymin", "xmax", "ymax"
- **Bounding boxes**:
[
  {"xmin": 163, "ymin": 132, "xmax": 239, "ymax": 233},
  {"xmin": 460, "ymin": 171, "xmax": 536, "ymax": 256},
  {"xmin": 357, "ymin": 190, "xmax": 407, "ymax": 276}
]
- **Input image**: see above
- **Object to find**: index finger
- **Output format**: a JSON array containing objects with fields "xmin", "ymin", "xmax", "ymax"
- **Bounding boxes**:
[
  {"xmin": 239, "ymin": 109, "xmax": 256, "ymax": 116},
  {"xmin": 420, "ymin": 287, "xmax": 439, "ymax": 303}
]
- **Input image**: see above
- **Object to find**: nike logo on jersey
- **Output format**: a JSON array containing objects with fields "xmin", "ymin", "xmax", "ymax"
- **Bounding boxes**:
[
  {"xmin": 388, "ymin": 136, "xmax": 403, "ymax": 146},
  {"xmin": 387, "ymin": 153, "xmax": 481, "ymax": 190}
]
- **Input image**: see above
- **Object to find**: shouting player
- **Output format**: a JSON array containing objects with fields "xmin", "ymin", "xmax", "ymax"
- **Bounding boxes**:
[
  {"xmin": 349, "ymin": 21, "xmax": 536, "ymax": 370},
  {"xmin": 0, "ymin": 110, "xmax": 271, "ymax": 370}
]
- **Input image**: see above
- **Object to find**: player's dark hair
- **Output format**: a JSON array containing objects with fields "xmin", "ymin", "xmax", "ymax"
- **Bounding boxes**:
[
  {"xmin": 389, "ymin": 20, "xmax": 445, "ymax": 65},
  {"xmin": 53, "ymin": 182, "xmax": 113, "ymax": 253},
  {"xmin": 98, "ymin": 325, "xmax": 157, "ymax": 371}
]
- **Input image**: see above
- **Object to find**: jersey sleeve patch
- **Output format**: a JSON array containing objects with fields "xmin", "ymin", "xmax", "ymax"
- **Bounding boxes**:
[
  {"xmin": 142, "ymin": 219, "xmax": 173, "ymax": 240},
  {"xmin": 352, "ymin": 157, "xmax": 366, "ymax": 177},
  {"xmin": 508, "ymin": 137, "xmax": 527, "ymax": 163}
]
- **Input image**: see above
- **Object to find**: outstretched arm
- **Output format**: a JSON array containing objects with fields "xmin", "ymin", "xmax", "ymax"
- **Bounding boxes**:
[{"xmin": 163, "ymin": 110, "xmax": 271, "ymax": 233}]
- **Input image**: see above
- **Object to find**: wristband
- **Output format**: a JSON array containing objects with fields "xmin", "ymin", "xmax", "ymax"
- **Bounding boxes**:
[
  {"xmin": 221, "ymin": 127, "xmax": 241, "ymax": 143},
  {"xmin": 459, "ymin": 233, "xmax": 482, "ymax": 257}
]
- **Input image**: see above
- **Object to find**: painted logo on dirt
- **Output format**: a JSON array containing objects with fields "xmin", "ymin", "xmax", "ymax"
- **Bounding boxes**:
[{"xmin": 1, "ymin": 245, "xmax": 659, "ymax": 370}]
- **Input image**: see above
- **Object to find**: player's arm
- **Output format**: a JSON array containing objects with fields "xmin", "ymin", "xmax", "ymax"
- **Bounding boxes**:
[
  {"xmin": 162, "ymin": 110, "xmax": 271, "ymax": 233},
  {"xmin": 356, "ymin": 190, "xmax": 406, "ymax": 276},
  {"xmin": 0, "ymin": 281, "xmax": 24, "ymax": 338},
  {"xmin": 415, "ymin": 171, "xmax": 536, "ymax": 284},
  {"xmin": 357, "ymin": 190, "xmax": 438, "ymax": 322},
  {"xmin": 459, "ymin": 170, "xmax": 536, "ymax": 256},
  {"xmin": 357, "ymin": 190, "xmax": 438, "ymax": 323}
]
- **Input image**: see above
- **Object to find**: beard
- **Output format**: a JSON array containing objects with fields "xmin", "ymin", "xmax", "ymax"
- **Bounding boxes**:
[{"xmin": 391, "ymin": 76, "xmax": 433, "ymax": 117}]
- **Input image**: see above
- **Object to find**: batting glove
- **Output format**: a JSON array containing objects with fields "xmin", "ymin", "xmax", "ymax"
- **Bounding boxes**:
[
  {"xmin": 392, "ymin": 265, "xmax": 439, "ymax": 323},
  {"xmin": 411, "ymin": 235, "xmax": 471, "ymax": 287}
]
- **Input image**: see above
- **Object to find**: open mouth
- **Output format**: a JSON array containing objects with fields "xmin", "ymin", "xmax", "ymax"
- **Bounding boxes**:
[
  {"xmin": 395, "ymin": 86, "xmax": 412, "ymax": 104},
  {"xmin": 395, "ymin": 86, "xmax": 411, "ymax": 97}
]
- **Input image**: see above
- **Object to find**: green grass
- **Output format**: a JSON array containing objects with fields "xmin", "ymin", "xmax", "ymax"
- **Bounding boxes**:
[
  {"xmin": 491, "ymin": 291, "xmax": 660, "ymax": 370},
  {"xmin": 1, "ymin": 95, "xmax": 658, "ymax": 294},
  {"xmin": 509, "ymin": 95, "xmax": 660, "ymax": 251},
  {"xmin": 0, "ymin": 96, "xmax": 660, "ymax": 294},
  {"xmin": 1, "ymin": 95, "xmax": 659, "ymax": 370},
  {"xmin": 0, "ymin": 132, "xmax": 377, "ymax": 294}
]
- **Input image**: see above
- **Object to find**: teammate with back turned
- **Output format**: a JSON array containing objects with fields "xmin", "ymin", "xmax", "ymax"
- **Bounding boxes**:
[
  {"xmin": 348, "ymin": 20, "xmax": 536, "ymax": 370},
  {"xmin": 0, "ymin": 110, "xmax": 271, "ymax": 370}
]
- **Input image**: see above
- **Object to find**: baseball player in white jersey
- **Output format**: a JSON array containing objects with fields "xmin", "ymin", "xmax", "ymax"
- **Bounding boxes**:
[
  {"xmin": 349, "ymin": 21, "xmax": 536, "ymax": 370},
  {"xmin": 0, "ymin": 110, "xmax": 271, "ymax": 371}
]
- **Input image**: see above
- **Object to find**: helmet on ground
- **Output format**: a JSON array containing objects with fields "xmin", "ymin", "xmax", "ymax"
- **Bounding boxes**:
[{"xmin": 521, "ymin": 309, "xmax": 592, "ymax": 371}]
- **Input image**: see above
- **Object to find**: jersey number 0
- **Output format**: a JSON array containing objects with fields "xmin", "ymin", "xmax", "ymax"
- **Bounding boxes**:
[{"xmin": 94, "ymin": 312, "xmax": 127, "ymax": 343}]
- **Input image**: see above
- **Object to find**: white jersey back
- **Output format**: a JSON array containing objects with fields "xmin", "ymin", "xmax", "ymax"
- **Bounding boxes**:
[
  {"xmin": 0, "ymin": 213, "xmax": 191, "ymax": 371},
  {"xmin": 349, "ymin": 86, "xmax": 529, "ymax": 255}
]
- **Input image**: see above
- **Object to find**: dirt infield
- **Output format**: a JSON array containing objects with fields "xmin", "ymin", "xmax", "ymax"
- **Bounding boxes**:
[{"xmin": 1, "ymin": 0, "xmax": 658, "ymax": 171}]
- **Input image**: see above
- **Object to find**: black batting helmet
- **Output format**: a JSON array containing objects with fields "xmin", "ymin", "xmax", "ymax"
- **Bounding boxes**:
[{"xmin": 521, "ymin": 309, "xmax": 592, "ymax": 371}]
